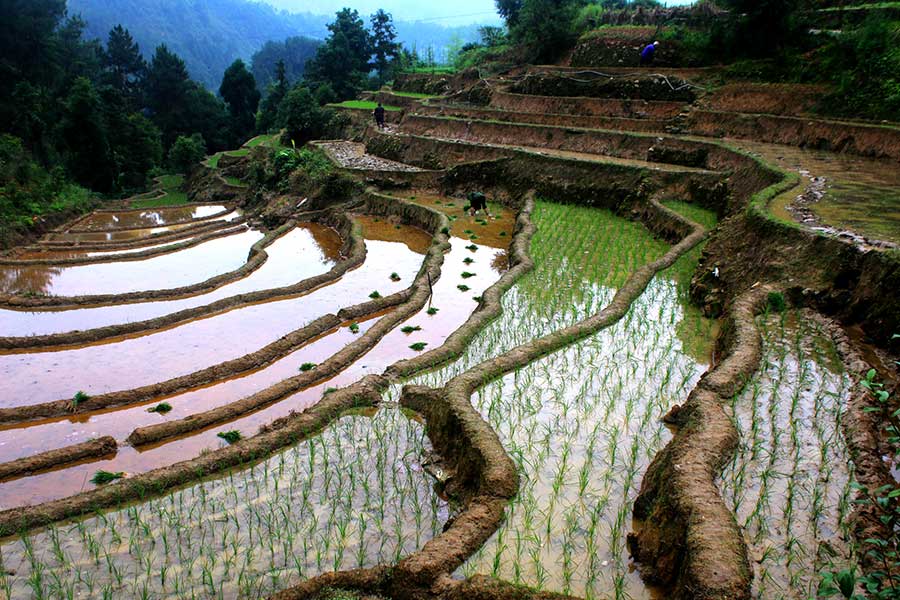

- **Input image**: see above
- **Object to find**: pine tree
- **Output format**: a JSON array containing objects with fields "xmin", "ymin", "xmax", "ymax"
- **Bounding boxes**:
[
  {"xmin": 219, "ymin": 59, "xmax": 260, "ymax": 143},
  {"xmin": 370, "ymin": 9, "xmax": 400, "ymax": 86},
  {"xmin": 103, "ymin": 25, "xmax": 146, "ymax": 107},
  {"xmin": 305, "ymin": 9, "xmax": 372, "ymax": 100}
]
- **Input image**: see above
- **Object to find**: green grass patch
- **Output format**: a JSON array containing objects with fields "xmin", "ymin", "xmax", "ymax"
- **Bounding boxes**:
[
  {"xmin": 388, "ymin": 90, "xmax": 437, "ymax": 99},
  {"xmin": 244, "ymin": 134, "xmax": 277, "ymax": 148},
  {"xmin": 225, "ymin": 176, "xmax": 247, "ymax": 187},
  {"xmin": 328, "ymin": 100, "xmax": 403, "ymax": 111},
  {"xmin": 207, "ymin": 153, "xmax": 223, "ymax": 169},
  {"xmin": 662, "ymin": 200, "xmax": 720, "ymax": 231}
]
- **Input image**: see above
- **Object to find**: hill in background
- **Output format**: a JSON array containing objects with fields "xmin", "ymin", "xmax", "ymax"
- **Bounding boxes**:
[{"xmin": 68, "ymin": 0, "xmax": 483, "ymax": 90}]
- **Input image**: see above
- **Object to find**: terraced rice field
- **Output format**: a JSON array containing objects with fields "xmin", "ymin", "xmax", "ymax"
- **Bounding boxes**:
[{"xmin": 0, "ymin": 63, "xmax": 895, "ymax": 600}]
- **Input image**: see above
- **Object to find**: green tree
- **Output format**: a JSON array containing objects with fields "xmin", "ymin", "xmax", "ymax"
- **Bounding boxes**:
[
  {"xmin": 256, "ymin": 59, "xmax": 288, "ymax": 133},
  {"xmin": 495, "ymin": 0, "xmax": 524, "ymax": 28},
  {"xmin": 250, "ymin": 36, "xmax": 320, "ymax": 93},
  {"xmin": 219, "ymin": 59, "xmax": 260, "ymax": 143},
  {"xmin": 305, "ymin": 9, "xmax": 372, "ymax": 100},
  {"xmin": 102, "ymin": 25, "xmax": 146, "ymax": 107},
  {"xmin": 60, "ymin": 77, "xmax": 115, "ymax": 191},
  {"xmin": 370, "ymin": 9, "xmax": 400, "ymax": 86},
  {"xmin": 277, "ymin": 86, "xmax": 330, "ymax": 144},
  {"xmin": 0, "ymin": 0, "xmax": 67, "ymax": 93},
  {"xmin": 512, "ymin": 0, "xmax": 579, "ymax": 62},
  {"xmin": 719, "ymin": 0, "xmax": 803, "ymax": 57},
  {"xmin": 145, "ymin": 44, "xmax": 191, "ymax": 145},
  {"xmin": 168, "ymin": 133, "xmax": 206, "ymax": 173}
]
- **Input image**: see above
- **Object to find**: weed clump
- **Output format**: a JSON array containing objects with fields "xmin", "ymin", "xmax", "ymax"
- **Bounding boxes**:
[
  {"xmin": 217, "ymin": 430, "xmax": 242, "ymax": 444},
  {"xmin": 148, "ymin": 402, "xmax": 173, "ymax": 414},
  {"xmin": 91, "ymin": 470, "xmax": 124, "ymax": 485},
  {"xmin": 72, "ymin": 391, "xmax": 90, "ymax": 406},
  {"xmin": 767, "ymin": 291, "xmax": 786, "ymax": 313}
]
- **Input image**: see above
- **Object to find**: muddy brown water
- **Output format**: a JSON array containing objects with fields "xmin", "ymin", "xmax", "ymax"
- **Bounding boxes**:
[
  {"xmin": 0, "ymin": 208, "xmax": 512, "ymax": 506},
  {"xmin": 728, "ymin": 139, "xmax": 900, "ymax": 245},
  {"xmin": 74, "ymin": 205, "xmax": 228, "ymax": 231},
  {"xmin": 0, "ymin": 228, "xmax": 264, "ymax": 297},
  {"xmin": 0, "ymin": 224, "xmax": 343, "ymax": 338}
]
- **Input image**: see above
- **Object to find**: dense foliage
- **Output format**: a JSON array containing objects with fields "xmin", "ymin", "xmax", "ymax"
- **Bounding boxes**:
[{"xmin": 251, "ymin": 37, "xmax": 321, "ymax": 94}]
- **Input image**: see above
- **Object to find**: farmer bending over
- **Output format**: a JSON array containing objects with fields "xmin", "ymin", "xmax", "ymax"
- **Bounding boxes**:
[
  {"xmin": 640, "ymin": 41, "xmax": 659, "ymax": 66},
  {"xmin": 468, "ymin": 191, "xmax": 489, "ymax": 217},
  {"xmin": 373, "ymin": 102, "xmax": 386, "ymax": 129}
]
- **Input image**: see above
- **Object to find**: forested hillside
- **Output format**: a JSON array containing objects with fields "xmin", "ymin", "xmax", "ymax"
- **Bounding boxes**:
[
  {"xmin": 68, "ymin": 0, "xmax": 330, "ymax": 89},
  {"xmin": 68, "ymin": 0, "xmax": 481, "ymax": 89}
]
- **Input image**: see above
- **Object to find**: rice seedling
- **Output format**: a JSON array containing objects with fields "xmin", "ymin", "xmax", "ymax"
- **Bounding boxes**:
[
  {"xmin": 402, "ymin": 200, "xmax": 715, "ymax": 598},
  {"xmin": 348, "ymin": 323, "xmax": 360, "ymax": 334},
  {"xmin": 71, "ymin": 390, "xmax": 90, "ymax": 408},
  {"xmin": 426, "ymin": 307, "xmax": 439, "ymax": 315},
  {"xmin": 401, "ymin": 326, "xmax": 422, "ymax": 334},
  {"xmin": 409, "ymin": 342, "xmax": 427, "ymax": 351},
  {"xmin": 457, "ymin": 285, "xmax": 470, "ymax": 292},
  {"xmin": 91, "ymin": 471, "xmax": 125, "ymax": 485},
  {"xmin": 299, "ymin": 362, "xmax": 317, "ymax": 372},
  {"xmin": 368, "ymin": 291, "xmax": 381, "ymax": 299},
  {"xmin": 390, "ymin": 272, "xmax": 401, "ymax": 281},
  {"xmin": 147, "ymin": 402, "xmax": 172, "ymax": 414},
  {"xmin": 217, "ymin": 430, "xmax": 243, "ymax": 444},
  {"xmin": 461, "ymin": 272, "xmax": 476, "ymax": 279},
  {"xmin": 719, "ymin": 312, "xmax": 857, "ymax": 599},
  {"xmin": 463, "ymin": 257, "xmax": 474, "ymax": 264}
]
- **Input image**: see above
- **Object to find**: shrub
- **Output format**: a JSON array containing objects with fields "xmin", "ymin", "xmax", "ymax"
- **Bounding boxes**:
[
  {"xmin": 766, "ymin": 291, "xmax": 786, "ymax": 312},
  {"xmin": 168, "ymin": 133, "xmax": 206, "ymax": 173}
]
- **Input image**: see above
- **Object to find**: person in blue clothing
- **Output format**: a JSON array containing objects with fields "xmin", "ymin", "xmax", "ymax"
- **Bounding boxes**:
[{"xmin": 640, "ymin": 41, "xmax": 659, "ymax": 66}]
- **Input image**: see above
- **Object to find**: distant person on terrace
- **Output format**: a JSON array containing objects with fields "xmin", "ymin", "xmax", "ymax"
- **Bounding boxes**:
[
  {"xmin": 374, "ymin": 102, "xmax": 386, "ymax": 129},
  {"xmin": 640, "ymin": 41, "xmax": 659, "ymax": 66}
]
